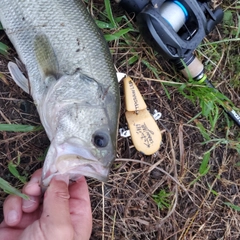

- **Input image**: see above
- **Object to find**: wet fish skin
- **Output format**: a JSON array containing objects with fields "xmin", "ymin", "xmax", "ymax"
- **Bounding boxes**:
[{"xmin": 0, "ymin": 0, "xmax": 120, "ymax": 186}]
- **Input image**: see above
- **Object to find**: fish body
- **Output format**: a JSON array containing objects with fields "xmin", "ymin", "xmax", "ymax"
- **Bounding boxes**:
[{"xmin": 0, "ymin": 0, "xmax": 120, "ymax": 185}]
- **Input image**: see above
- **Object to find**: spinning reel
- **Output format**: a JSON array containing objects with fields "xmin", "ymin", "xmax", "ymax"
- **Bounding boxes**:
[{"xmin": 116, "ymin": 0, "xmax": 224, "ymax": 79}]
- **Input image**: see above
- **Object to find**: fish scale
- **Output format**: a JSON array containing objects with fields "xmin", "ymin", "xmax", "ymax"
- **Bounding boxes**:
[{"xmin": 0, "ymin": 0, "xmax": 120, "ymax": 186}]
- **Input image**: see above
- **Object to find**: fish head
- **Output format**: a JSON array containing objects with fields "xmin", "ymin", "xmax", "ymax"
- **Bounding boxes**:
[
  {"xmin": 41, "ymin": 74, "xmax": 119, "ymax": 187},
  {"xmin": 42, "ymin": 114, "xmax": 117, "ymax": 186}
]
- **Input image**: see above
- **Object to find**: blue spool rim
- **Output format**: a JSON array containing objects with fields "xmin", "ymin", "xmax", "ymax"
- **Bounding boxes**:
[{"xmin": 172, "ymin": 1, "xmax": 188, "ymax": 20}]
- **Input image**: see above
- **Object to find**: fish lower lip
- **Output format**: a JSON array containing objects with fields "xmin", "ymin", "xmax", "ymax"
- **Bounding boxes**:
[
  {"xmin": 41, "ymin": 138, "xmax": 115, "ymax": 186},
  {"xmin": 41, "ymin": 154, "xmax": 110, "ymax": 187}
]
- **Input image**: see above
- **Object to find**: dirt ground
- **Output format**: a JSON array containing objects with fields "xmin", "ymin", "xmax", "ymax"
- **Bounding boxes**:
[{"xmin": 0, "ymin": 1, "xmax": 240, "ymax": 239}]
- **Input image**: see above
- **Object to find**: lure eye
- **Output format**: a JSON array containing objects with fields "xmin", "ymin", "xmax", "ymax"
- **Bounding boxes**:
[{"xmin": 93, "ymin": 132, "xmax": 109, "ymax": 148}]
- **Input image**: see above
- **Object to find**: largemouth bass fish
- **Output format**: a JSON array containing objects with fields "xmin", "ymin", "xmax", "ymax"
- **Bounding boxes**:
[{"xmin": 0, "ymin": 0, "xmax": 120, "ymax": 186}]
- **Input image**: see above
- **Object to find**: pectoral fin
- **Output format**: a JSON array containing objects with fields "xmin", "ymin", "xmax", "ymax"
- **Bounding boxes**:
[
  {"xmin": 34, "ymin": 34, "xmax": 59, "ymax": 80},
  {"xmin": 8, "ymin": 62, "xmax": 30, "ymax": 94}
]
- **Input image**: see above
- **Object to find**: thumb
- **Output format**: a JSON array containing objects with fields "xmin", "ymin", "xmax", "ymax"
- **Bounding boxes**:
[{"xmin": 39, "ymin": 175, "xmax": 74, "ymax": 239}]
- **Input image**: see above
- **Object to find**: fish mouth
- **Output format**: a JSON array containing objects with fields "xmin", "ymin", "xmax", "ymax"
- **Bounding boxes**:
[{"xmin": 41, "ymin": 139, "xmax": 113, "ymax": 187}]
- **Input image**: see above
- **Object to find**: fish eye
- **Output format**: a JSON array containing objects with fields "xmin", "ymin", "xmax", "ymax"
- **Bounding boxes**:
[{"xmin": 92, "ymin": 132, "xmax": 109, "ymax": 148}]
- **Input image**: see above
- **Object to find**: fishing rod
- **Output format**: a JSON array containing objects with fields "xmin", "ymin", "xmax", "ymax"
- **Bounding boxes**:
[{"xmin": 116, "ymin": 0, "xmax": 240, "ymax": 127}]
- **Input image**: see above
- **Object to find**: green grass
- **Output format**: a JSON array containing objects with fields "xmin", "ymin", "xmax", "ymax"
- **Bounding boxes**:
[
  {"xmin": 179, "ymin": 81, "xmax": 233, "ymax": 131},
  {"xmin": 0, "ymin": 42, "xmax": 9, "ymax": 55},
  {"xmin": 152, "ymin": 189, "xmax": 172, "ymax": 210},
  {"xmin": 224, "ymin": 202, "xmax": 240, "ymax": 211},
  {"xmin": 190, "ymin": 151, "xmax": 211, "ymax": 186},
  {"xmin": 0, "ymin": 22, "xmax": 9, "ymax": 55},
  {"xmin": 8, "ymin": 153, "xmax": 28, "ymax": 184},
  {"xmin": 0, "ymin": 124, "xmax": 43, "ymax": 132},
  {"xmin": 87, "ymin": 0, "xmax": 137, "ymax": 42},
  {"xmin": 0, "ymin": 124, "xmax": 42, "ymax": 198},
  {"xmin": 0, "ymin": 177, "xmax": 29, "ymax": 200}
]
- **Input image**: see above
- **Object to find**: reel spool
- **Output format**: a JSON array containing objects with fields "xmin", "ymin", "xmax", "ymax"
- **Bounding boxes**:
[
  {"xmin": 118, "ymin": 0, "xmax": 223, "ymax": 79},
  {"xmin": 159, "ymin": 1, "xmax": 188, "ymax": 32}
]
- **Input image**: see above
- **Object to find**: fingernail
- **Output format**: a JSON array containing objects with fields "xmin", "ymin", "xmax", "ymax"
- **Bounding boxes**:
[
  {"xmin": 54, "ymin": 174, "xmax": 69, "ymax": 185},
  {"xmin": 7, "ymin": 210, "xmax": 19, "ymax": 224},
  {"xmin": 22, "ymin": 196, "xmax": 36, "ymax": 209}
]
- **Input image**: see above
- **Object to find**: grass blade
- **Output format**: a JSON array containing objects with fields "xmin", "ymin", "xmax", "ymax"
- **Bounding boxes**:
[
  {"xmin": 0, "ymin": 177, "xmax": 29, "ymax": 200},
  {"xmin": 199, "ymin": 151, "xmax": 211, "ymax": 175},
  {"xmin": 224, "ymin": 202, "xmax": 240, "ymax": 211},
  {"xmin": 104, "ymin": 0, "xmax": 116, "ymax": 28},
  {"xmin": 8, "ymin": 162, "xmax": 27, "ymax": 184},
  {"xmin": 0, "ymin": 124, "xmax": 43, "ymax": 132},
  {"xmin": 8, "ymin": 153, "xmax": 27, "ymax": 184},
  {"xmin": 95, "ymin": 20, "xmax": 114, "ymax": 29},
  {"xmin": 104, "ymin": 28, "xmax": 133, "ymax": 41},
  {"xmin": 0, "ymin": 42, "xmax": 9, "ymax": 55},
  {"xmin": 194, "ymin": 120, "xmax": 211, "ymax": 141}
]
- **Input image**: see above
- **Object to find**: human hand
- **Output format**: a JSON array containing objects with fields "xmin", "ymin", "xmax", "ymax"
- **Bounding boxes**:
[{"xmin": 0, "ymin": 169, "xmax": 92, "ymax": 240}]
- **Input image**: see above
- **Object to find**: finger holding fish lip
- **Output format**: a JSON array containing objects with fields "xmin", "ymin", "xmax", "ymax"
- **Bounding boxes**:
[
  {"xmin": 21, "ymin": 169, "xmax": 42, "ymax": 213},
  {"xmin": 23, "ymin": 168, "xmax": 42, "ymax": 196}
]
